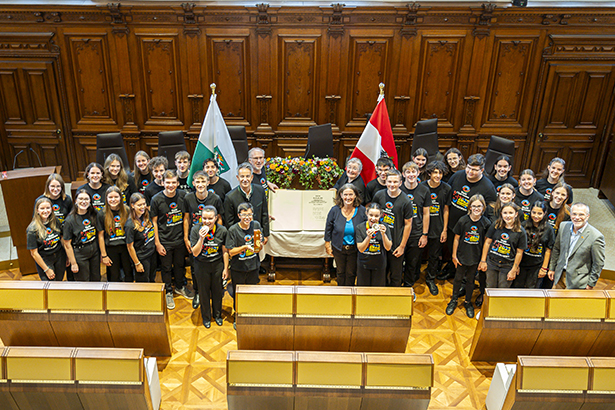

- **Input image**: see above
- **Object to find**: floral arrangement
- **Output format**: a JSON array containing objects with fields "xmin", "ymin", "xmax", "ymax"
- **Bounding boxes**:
[{"xmin": 266, "ymin": 156, "xmax": 343, "ymax": 190}]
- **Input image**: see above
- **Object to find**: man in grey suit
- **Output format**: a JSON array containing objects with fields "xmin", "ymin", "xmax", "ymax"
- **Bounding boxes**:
[{"xmin": 548, "ymin": 202, "xmax": 605, "ymax": 289}]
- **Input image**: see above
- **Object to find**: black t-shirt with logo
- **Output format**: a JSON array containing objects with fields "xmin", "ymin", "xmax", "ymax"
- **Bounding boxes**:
[
  {"xmin": 545, "ymin": 202, "xmax": 570, "ymax": 234},
  {"xmin": 226, "ymin": 220, "xmax": 262, "ymax": 272},
  {"xmin": 150, "ymin": 190, "xmax": 186, "ymax": 247},
  {"xmin": 36, "ymin": 195, "xmax": 73, "ymax": 226},
  {"xmin": 63, "ymin": 213, "xmax": 98, "ymax": 247},
  {"xmin": 144, "ymin": 181, "xmax": 164, "ymax": 205},
  {"xmin": 355, "ymin": 222, "xmax": 392, "ymax": 269},
  {"xmin": 177, "ymin": 175, "xmax": 193, "ymax": 193},
  {"xmin": 487, "ymin": 174, "xmax": 518, "ymax": 192},
  {"xmin": 401, "ymin": 182, "xmax": 430, "ymax": 240},
  {"xmin": 372, "ymin": 190, "xmax": 414, "ymax": 248},
  {"xmin": 110, "ymin": 175, "xmax": 137, "ymax": 205},
  {"xmin": 96, "ymin": 209, "xmax": 127, "ymax": 247},
  {"xmin": 453, "ymin": 215, "xmax": 491, "ymax": 266},
  {"xmin": 135, "ymin": 171, "xmax": 152, "ymax": 194},
  {"xmin": 447, "ymin": 171, "xmax": 497, "ymax": 229},
  {"xmin": 209, "ymin": 177, "xmax": 232, "ymax": 203},
  {"xmin": 521, "ymin": 224, "xmax": 555, "ymax": 267},
  {"xmin": 485, "ymin": 225, "xmax": 528, "ymax": 264},
  {"xmin": 183, "ymin": 192, "xmax": 223, "ymax": 228},
  {"xmin": 514, "ymin": 189, "xmax": 544, "ymax": 222},
  {"xmin": 190, "ymin": 223, "xmax": 228, "ymax": 263},
  {"xmin": 125, "ymin": 218, "xmax": 156, "ymax": 260},
  {"xmin": 78, "ymin": 183, "xmax": 110, "ymax": 213},
  {"xmin": 422, "ymin": 181, "xmax": 451, "ymax": 239},
  {"xmin": 27, "ymin": 222, "xmax": 62, "ymax": 258},
  {"xmin": 365, "ymin": 179, "xmax": 387, "ymax": 204},
  {"xmin": 253, "ymin": 169, "xmax": 269, "ymax": 198}
]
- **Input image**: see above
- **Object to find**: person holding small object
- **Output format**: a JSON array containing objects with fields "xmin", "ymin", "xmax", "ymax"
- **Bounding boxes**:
[
  {"xmin": 226, "ymin": 202, "xmax": 262, "ymax": 330},
  {"xmin": 62, "ymin": 190, "xmax": 100, "ymax": 281},
  {"xmin": 126, "ymin": 193, "xmax": 156, "ymax": 283},
  {"xmin": 355, "ymin": 203, "xmax": 392, "ymax": 286},
  {"xmin": 324, "ymin": 184, "xmax": 367, "ymax": 286},
  {"xmin": 479, "ymin": 202, "xmax": 527, "ymax": 289},
  {"xmin": 97, "ymin": 186, "xmax": 132, "ymax": 283},
  {"xmin": 28, "ymin": 197, "xmax": 66, "ymax": 281},
  {"xmin": 191, "ymin": 205, "xmax": 229, "ymax": 328},
  {"xmin": 447, "ymin": 194, "xmax": 491, "ymax": 317}
]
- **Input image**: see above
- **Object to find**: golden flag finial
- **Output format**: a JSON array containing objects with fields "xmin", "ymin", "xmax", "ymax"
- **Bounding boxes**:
[
  {"xmin": 210, "ymin": 83, "xmax": 216, "ymax": 95},
  {"xmin": 379, "ymin": 83, "xmax": 385, "ymax": 96}
]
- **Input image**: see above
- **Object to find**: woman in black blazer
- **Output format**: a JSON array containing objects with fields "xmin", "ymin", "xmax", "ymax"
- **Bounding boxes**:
[{"xmin": 324, "ymin": 184, "xmax": 367, "ymax": 286}]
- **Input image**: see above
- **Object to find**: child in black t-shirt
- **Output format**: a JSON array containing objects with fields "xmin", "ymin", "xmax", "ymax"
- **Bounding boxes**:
[
  {"xmin": 479, "ymin": 202, "xmax": 527, "ymax": 289},
  {"xmin": 515, "ymin": 169, "xmax": 544, "ymax": 222},
  {"xmin": 204, "ymin": 158, "xmax": 232, "ymax": 202},
  {"xmin": 190, "ymin": 205, "xmax": 229, "ymax": 328},
  {"xmin": 133, "ymin": 151, "xmax": 152, "ymax": 194},
  {"xmin": 27, "ymin": 197, "xmax": 65, "ymax": 281},
  {"xmin": 447, "ymin": 194, "xmax": 491, "ymax": 318},
  {"xmin": 151, "ymin": 170, "xmax": 193, "ymax": 310},
  {"xmin": 97, "ymin": 186, "xmax": 132, "ymax": 283},
  {"xmin": 63, "ymin": 189, "xmax": 100, "ymax": 282},
  {"xmin": 355, "ymin": 203, "xmax": 392, "ymax": 286},
  {"xmin": 514, "ymin": 201, "xmax": 555, "ymax": 289},
  {"xmin": 126, "ymin": 192, "xmax": 156, "ymax": 283},
  {"xmin": 175, "ymin": 151, "xmax": 193, "ymax": 193},
  {"xmin": 487, "ymin": 155, "xmax": 518, "ymax": 192},
  {"xmin": 144, "ymin": 156, "xmax": 168, "ymax": 205},
  {"xmin": 78, "ymin": 162, "xmax": 110, "ymax": 212}
]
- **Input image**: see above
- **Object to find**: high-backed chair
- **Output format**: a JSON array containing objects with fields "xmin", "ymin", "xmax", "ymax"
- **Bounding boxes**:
[
  {"xmin": 412, "ymin": 118, "xmax": 439, "ymax": 162},
  {"xmin": 484, "ymin": 135, "xmax": 515, "ymax": 174},
  {"xmin": 305, "ymin": 123, "xmax": 334, "ymax": 159},
  {"xmin": 96, "ymin": 133, "xmax": 130, "ymax": 169},
  {"xmin": 158, "ymin": 131, "xmax": 187, "ymax": 169},
  {"xmin": 228, "ymin": 126, "xmax": 249, "ymax": 163}
]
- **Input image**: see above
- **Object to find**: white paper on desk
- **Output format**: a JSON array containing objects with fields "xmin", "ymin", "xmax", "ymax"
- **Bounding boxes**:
[
  {"xmin": 270, "ymin": 189, "xmax": 303, "ymax": 231},
  {"xmin": 303, "ymin": 190, "xmax": 336, "ymax": 231}
]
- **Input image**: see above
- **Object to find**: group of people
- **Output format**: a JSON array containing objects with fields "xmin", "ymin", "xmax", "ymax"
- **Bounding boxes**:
[
  {"xmin": 26, "ymin": 143, "xmax": 606, "ymax": 327},
  {"xmin": 27, "ymin": 148, "xmax": 277, "ymax": 328},
  {"xmin": 325, "ymin": 150, "xmax": 605, "ymax": 319}
]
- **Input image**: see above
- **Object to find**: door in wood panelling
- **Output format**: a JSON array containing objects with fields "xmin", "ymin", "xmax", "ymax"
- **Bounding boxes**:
[
  {"xmin": 209, "ymin": 36, "xmax": 251, "ymax": 126},
  {"xmin": 530, "ymin": 62, "xmax": 615, "ymax": 187},
  {"xmin": 0, "ymin": 59, "xmax": 71, "ymax": 177}
]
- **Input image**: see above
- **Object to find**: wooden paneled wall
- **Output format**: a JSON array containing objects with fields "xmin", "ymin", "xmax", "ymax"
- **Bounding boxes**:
[{"xmin": 1, "ymin": 3, "xmax": 615, "ymax": 187}]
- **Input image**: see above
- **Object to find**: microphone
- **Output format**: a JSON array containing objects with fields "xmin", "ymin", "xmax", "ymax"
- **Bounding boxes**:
[
  {"xmin": 29, "ymin": 147, "xmax": 43, "ymax": 167},
  {"xmin": 12, "ymin": 150, "xmax": 24, "ymax": 170}
]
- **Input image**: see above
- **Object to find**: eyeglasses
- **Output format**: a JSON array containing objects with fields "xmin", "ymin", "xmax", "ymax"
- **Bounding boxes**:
[{"xmin": 466, "ymin": 166, "xmax": 482, "ymax": 173}]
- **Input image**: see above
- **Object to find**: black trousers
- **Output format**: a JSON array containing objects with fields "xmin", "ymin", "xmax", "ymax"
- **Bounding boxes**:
[
  {"xmin": 73, "ymin": 243, "xmax": 101, "ymax": 282},
  {"xmin": 403, "ymin": 236, "xmax": 422, "ymax": 285},
  {"xmin": 36, "ymin": 250, "xmax": 67, "ymax": 281},
  {"xmin": 230, "ymin": 268, "xmax": 260, "ymax": 310},
  {"xmin": 107, "ymin": 245, "xmax": 132, "ymax": 282},
  {"xmin": 194, "ymin": 258, "xmax": 224, "ymax": 321},
  {"xmin": 426, "ymin": 237, "xmax": 442, "ymax": 281},
  {"xmin": 130, "ymin": 255, "xmax": 152, "ymax": 283},
  {"xmin": 513, "ymin": 265, "xmax": 541, "ymax": 289},
  {"xmin": 386, "ymin": 249, "xmax": 404, "ymax": 287},
  {"xmin": 149, "ymin": 253, "xmax": 160, "ymax": 282},
  {"xmin": 332, "ymin": 246, "xmax": 357, "ymax": 286},
  {"xmin": 357, "ymin": 262, "xmax": 386, "ymax": 287},
  {"xmin": 160, "ymin": 244, "xmax": 187, "ymax": 293},
  {"xmin": 452, "ymin": 264, "xmax": 478, "ymax": 302}
]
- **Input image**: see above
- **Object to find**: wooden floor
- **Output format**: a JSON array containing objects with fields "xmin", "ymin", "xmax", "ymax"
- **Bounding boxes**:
[{"xmin": 2, "ymin": 266, "xmax": 614, "ymax": 410}]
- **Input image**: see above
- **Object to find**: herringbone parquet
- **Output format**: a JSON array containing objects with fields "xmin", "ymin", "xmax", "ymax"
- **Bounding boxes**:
[{"xmin": 2, "ymin": 266, "xmax": 614, "ymax": 410}]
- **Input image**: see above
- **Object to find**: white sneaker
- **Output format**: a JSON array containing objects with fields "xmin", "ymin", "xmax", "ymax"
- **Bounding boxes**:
[{"xmin": 166, "ymin": 292, "xmax": 175, "ymax": 310}]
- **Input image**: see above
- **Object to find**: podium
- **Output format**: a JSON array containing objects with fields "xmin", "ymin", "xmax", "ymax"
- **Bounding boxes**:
[
  {"xmin": 351, "ymin": 287, "xmax": 413, "ymax": 353},
  {"xmin": 531, "ymin": 290, "xmax": 606, "ymax": 357},
  {"xmin": 227, "ymin": 350, "xmax": 295, "ymax": 410},
  {"xmin": 0, "ymin": 166, "xmax": 59, "ymax": 275},
  {"xmin": 470, "ymin": 289, "xmax": 546, "ymax": 362},
  {"xmin": 235, "ymin": 285, "xmax": 294, "ymax": 350}
]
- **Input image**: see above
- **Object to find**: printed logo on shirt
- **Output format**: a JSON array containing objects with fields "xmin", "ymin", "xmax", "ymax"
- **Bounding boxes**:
[
  {"xmin": 198, "ymin": 204, "xmax": 205, "ymax": 211},
  {"xmin": 524, "ymin": 244, "xmax": 544, "ymax": 258},
  {"xmin": 462, "ymin": 185, "xmax": 470, "ymax": 193},
  {"xmin": 407, "ymin": 193, "xmax": 414, "ymax": 201},
  {"xmin": 260, "ymin": 177, "xmax": 266, "ymax": 185},
  {"xmin": 463, "ymin": 225, "xmax": 481, "ymax": 244},
  {"xmin": 43, "ymin": 229, "xmax": 61, "ymax": 250},
  {"xmin": 142, "ymin": 179, "xmax": 149, "ymax": 187},
  {"xmin": 80, "ymin": 220, "xmax": 96, "ymax": 243},
  {"xmin": 52, "ymin": 204, "xmax": 60, "ymax": 212},
  {"xmin": 501, "ymin": 232, "xmax": 510, "ymax": 240},
  {"xmin": 114, "ymin": 215, "xmax": 121, "ymax": 222},
  {"xmin": 165, "ymin": 200, "xmax": 183, "ymax": 226},
  {"xmin": 430, "ymin": 203, "xmax": 441, "ymax": 216},
  {"xmin": 548, "ymin": 213, "xmax": 556, "ymax": 221},
  {"xmin": 46, "ymin": 227, "xmax": 52, "ymax": 235},
  {"xmin": 546, "ymin": 188, "xmax": 552, "ymax": 196},
  {"xmin": 521, "ymin": 199, "xmax": 530, "ymax": 207},
  {"xmin": 208, "ymin": 188, "xmax": 215, "ymax": 194},
  {"xmin": 93, "ymin": 194, "xmax": 101, "ymax": 201},
  {"xmin": 431, "ymin": 193, "xmax": 437, "ymax": 200},
  {"xmin": 451, "ymin": 190, "xmax": 470, "ymax": 211},
  {"xmin": 244, "ymin": 234, "xmax": 252, "ymax": 242},
  {"xmin": 170, "ymin": 202, "xmax": 178, "ymax": 209},
  {"xmin": 385, "ymin": 202, "xmax": 393, "ymax": 209},
  {"xmin": 83, "ymin": 219, "xmax": 91, "ymax": 226}
]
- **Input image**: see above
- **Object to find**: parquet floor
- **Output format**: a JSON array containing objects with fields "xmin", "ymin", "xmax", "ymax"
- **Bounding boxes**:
[{"xmin": 2, "ymin": 266, "xmax": 615, "ymax": 410}]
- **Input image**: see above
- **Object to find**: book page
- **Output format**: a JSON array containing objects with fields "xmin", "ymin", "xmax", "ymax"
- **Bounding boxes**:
[
  {"xmin": 269, "ymin": 189, "xmax": 303, "ymax": 232},
  {"xmin": 302, "ymin": 190, "xmax": 336, "ymax": 231}
]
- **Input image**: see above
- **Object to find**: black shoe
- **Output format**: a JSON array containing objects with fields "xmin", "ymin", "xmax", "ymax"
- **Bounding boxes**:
[
  {"xmin": 215, "ymin": 317, "xmax": 223, "ymax": 326},
  {"xmin": 192, "ymin": 294, "xmax": 200, "ymax": 309},
  {"xmin": 426, "ymin": 280, "xmax": 439, "ymax": 296},
  {"xmin": 465, "ymin": 302, "xmax": 475, "ymax": 318},
  {"xmin": 446, "ymin": 299, "xmax": 458, "ymax": 315},
  {"xmin": 436, "ymin": 264, "xmax": 455, "ymax": 280},
  {"xmin": 475, "ymin": 293, "xmax": 484, "ymax": 308},
  {"xmin": 203, "ymin": 320, "xmax": 211, "ymax": 328}
]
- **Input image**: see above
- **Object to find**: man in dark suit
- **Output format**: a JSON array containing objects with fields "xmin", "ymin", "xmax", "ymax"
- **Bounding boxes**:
[{"xmin": 548, "ymin": 202, "xmax": 605, "ymax": 289}]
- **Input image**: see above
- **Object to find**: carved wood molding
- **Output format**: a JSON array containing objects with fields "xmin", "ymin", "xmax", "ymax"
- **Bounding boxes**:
[
  {"xmin": 256, "ymin": 3, "xmax": 271, "ymax": 36},
  {"xmin": 393, "ymin": 96, "xmax": 411, "ymax": 129},
  {"xmin": 119, "ymin": 93, "xmax": 135, "ymax": 125},
  {"xmin": 256, "ymin": 94, "xmax": 273, "ymax": 132},
  {"xmin": 187, "ymin": 94, "xmax": 204, "ymax": 125},
  {"xmin": 325, "ymin": 95, "xmax": 341, "ymax": 127},
  {"xmin": 472, "ymin": 3, "xmax": 496, "ymax": 38},
  {"xmin": 460, "ymin": 96, "xmax": 480, "ymax": 134},
  {"xmin": 327, "ymin": 3, "xmax": 345, "ymax": 37},
  {"xmin": 0, "ymin": 31, "xmax": 59, "ymax": 54},
  {"xmin": 400, "ymin": 3, "xmax": 420, "ymax": 38}
]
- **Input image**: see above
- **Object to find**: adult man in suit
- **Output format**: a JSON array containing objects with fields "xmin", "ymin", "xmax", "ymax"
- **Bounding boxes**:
[{"xmin": 548, "ymin": 202, "xmax": 605, "ymax": 289}]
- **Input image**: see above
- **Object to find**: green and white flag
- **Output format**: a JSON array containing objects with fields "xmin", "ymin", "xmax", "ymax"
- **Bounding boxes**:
[{"xmin": 188, "ymin": 86, "xmax": 238, "ymax": 188}]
